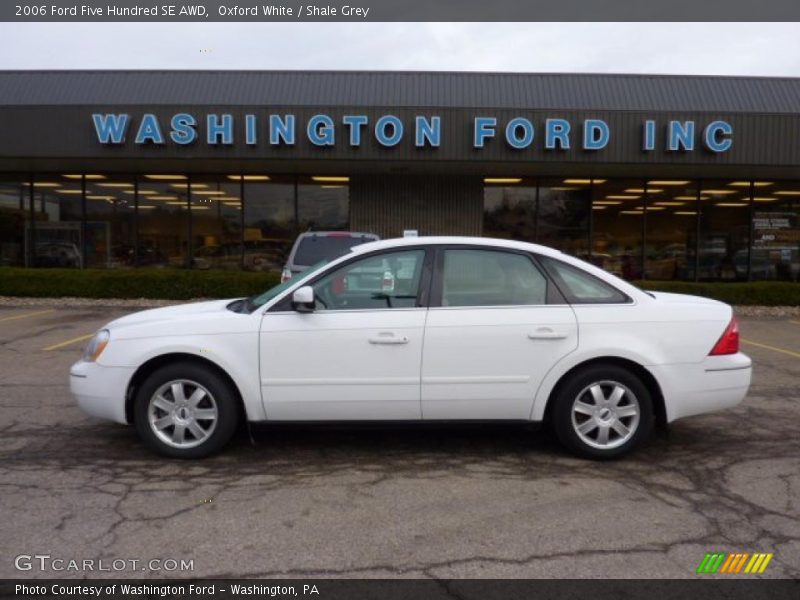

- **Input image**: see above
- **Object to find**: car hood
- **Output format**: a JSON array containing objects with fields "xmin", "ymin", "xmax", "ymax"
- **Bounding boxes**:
[{"xmin": 106, "ymin": 299, "xmax": 239, "ymax": 330}]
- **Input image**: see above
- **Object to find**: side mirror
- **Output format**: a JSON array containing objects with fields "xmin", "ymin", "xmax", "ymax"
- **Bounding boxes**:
[{"xmin": 292, "ymin": 286, "xmax": 315, "ymax": 313}]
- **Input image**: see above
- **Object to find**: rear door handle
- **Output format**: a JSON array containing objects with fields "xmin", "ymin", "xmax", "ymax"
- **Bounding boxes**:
[
  {"xmin": 528, "ymin": 327, "xmax": 568, "ymax": 340},
  {"xmin": 368, "ymin": 332, "xmax": 409, "ymax": 345}
]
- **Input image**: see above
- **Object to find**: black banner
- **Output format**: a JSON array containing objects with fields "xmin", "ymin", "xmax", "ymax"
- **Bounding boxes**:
[
  {"xmin": 3, "ymin": 579, "xmax": 800, "ymax": 600},
  {"xmin": 3, "ymin": 0, "xmax": 800, "ymax": 22}
]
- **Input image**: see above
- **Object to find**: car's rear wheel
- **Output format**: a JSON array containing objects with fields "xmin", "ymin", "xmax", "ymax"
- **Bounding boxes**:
[
  {"xmin": 551, "ymin": 364, "xmax": 653, "ymax": 459},
  {"xmin": 134, "ymin": 362, "xmax": 239, "ymax": 458}
]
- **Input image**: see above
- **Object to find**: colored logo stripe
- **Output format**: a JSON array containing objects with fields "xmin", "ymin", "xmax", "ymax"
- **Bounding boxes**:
[
  {"xmin": 697, "ymin": 552, "xmax": 773, "ymax": 574},
  {"xmin": 697, "ymin": 553, "xmax": 726, "ymax": 573},
  {"xmin": 744, "ymin": 553, "xmax": 773, "ymax": 574}
]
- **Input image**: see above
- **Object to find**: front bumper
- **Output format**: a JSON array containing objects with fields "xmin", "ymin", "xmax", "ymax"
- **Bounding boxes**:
[
  {"xmin": 70, "ymin": 360, "xmax": 136, "ymax": 425},
  {"xmin": 650, "ymin": 352, "xmax": 752, "ymax": 422}
]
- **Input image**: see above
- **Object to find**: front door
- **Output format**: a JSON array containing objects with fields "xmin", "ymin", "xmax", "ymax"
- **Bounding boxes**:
[
  {"xmin": 260, "ymin": 248, "xmax": 431, "ymax": 420},
  {"xmin": 421, "ymin": 247, "xmax": 578, "ymax": 420}
]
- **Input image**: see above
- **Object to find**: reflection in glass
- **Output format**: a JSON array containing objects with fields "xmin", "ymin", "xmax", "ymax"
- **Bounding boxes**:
[
  {"xmin": 85, "ymin": 175, "xmax": 135, "ymax": 268},
  {"xmin": 750, "ymin": 181, "xmax": 799, "ymax": 281},
  {"xmin": 645, "ymin": 180, "xmax": 699, "ymax": 281},
  {"xmin": 242, "ymin": 178, "xmax": 295, "ymax": 272},
  {"xmin": 537, "ymin": 178, "xmax": 591, "ymax": 257},
  {"xmin": 698, "ymin": 180, "xmax": 750, "ymax": 281},
  {"xmin": 297, "ymin": 178, "xmax": 349, "ymax": 232},
  {"xmin": 137, "ymin": 179, "xmax": 188, "ymax": 268},
  {"xmin": 483, "ymin": 183, "xmax": 536, "ymax": 242},
  {"xmin": 591, "ymin": 179, "xmax": 644, "ymax": 280},
  {"xmin": 30, "ymin": 175, "xmax": 83, "ymax": 268},
  {"xmin": 190, "ymin": 178, "xmax": 242, "ymax": 270},
  {"xmin": 0, "ymin": 176, "xmax": 27, "ymax": 266}
]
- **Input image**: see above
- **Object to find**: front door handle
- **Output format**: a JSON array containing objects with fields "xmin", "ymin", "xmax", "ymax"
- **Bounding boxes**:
[
  {"xmin": 368, "ymin": 332, "xmax": 409, "ymax": 345},
  {"xmin": 528, "ymin": 327, "xmax": 568, "ymax": 340}
]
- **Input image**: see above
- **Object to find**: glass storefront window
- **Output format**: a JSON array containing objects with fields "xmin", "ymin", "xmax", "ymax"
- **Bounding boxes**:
[
  {"xmin": 751, "ymin": 181, "xmax": 800, "ymax": 281},
  {"xmin": 85, "ymin": 175, "xmax": 135, "ymax": 268},
  {"xmin": 483, "ymin": 181, "xmax": 536, "ymax": 242},
  {"xmin": 0, "ymin": 176, "xmax": 27, "ymax": 266},
  {"xmin": 698, "ymin": 180, "xmax": 751, "ymax": 281},
  {"xmin": 644, "ymin": 179, "xmax": 698, "ymax": 281},
  {"xmin": 137, "ymin": 176, "xmax": 189, "ymax": 268},
  {"xmin": 297, "ymin": 176, "xmax": 349, "ymax": 232},
  {"xmin": 0, "ymin": 173, "xmax": 794, "ymax": 283},
  {"xmin": 591, "ymin": 179, "xmax": 645, "ymax": 280},
  {"xmin": 242, "ymin": 176, "xmax": 295, "ymax": 272},
  {"xmin": 30, "ymin": 175, "xmax": 83, "ymax": 268},
  {"xmin": 537, "ymin": 178, "xmax": 592, "ymax": 257},
  {"xmin": 190, "ymin": 177, "xmax": 242, "ymax": 270}
]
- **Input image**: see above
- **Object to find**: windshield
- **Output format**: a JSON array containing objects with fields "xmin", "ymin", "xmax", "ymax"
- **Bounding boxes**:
[
  {"xmin": 293, "ymin": 235, "xmax": 375, "ymax": 267},
  {"xmin": 246, "ymin": 260, "xmax": 329, "ymax": 312}
]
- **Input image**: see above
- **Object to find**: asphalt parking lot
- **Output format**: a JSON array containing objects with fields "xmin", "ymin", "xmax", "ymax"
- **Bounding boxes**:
[{"xmin": 0, "ymin": 304, "xmax": 798, "ymax": 579}]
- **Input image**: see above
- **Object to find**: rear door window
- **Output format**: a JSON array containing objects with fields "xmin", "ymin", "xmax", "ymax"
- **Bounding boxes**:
[{"xmin": 440, "ymin": 249, "xmax": 549, "ymax": 307}]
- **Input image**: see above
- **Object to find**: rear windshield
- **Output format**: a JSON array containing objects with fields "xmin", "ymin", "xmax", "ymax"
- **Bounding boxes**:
[{"xmin": 293, "ymin": 235, "xmax": 375, "ymax": 266}]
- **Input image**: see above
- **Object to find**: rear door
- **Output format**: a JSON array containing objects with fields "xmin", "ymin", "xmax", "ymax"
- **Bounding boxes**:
[{"xmin": 421, "ymin": 247, "xmax": 578, "ymax": 420}]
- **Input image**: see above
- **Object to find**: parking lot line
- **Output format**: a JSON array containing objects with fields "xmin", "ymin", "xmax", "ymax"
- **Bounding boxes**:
[
  {"xmin": 43, "ymin": 333, "xmax": 94, "ymax": 352},
  {"xmin": 0, "ymin": 309, "xmax": 54, "ymax": 322},
  {"xmin": 742, "ymin": 338, "xmax": 800, "ymax": 360},
  {"xmin": 790, "ymin": 320, "xmax": 800, "ymax": 326}
]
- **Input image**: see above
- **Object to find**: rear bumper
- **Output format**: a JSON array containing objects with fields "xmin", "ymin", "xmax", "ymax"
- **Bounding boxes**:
[
  {"xmin": 650, "ymin": 353, "xmax": 752, "ymax": 422},
  {"xmin": 70, "ymin": 360, "xmax": 135, "ymax": 425}
]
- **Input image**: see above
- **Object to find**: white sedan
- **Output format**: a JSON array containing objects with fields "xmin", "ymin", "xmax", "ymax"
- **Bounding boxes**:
[{"xmin": 71, "ymin": 237, "xmax": 751, "ymax": 459}]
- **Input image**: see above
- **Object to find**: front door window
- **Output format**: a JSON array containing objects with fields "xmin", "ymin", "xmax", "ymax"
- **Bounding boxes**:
[{"xmin": 312, "ymin": 249, "xmax": 426, "ymax": 311}]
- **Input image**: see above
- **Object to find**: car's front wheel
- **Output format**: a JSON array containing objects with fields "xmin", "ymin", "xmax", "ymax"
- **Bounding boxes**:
[
  {"xmin": 551, "ymin": 364, "xmax": 654, "ymax": 459},
  {"xmin": 134, "ymin": 362, "xmax": 239, "ymax": 458}
]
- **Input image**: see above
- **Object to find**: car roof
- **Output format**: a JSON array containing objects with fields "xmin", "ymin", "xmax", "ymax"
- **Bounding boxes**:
[
  {"xmin": 298, "ymin": 231, "xmax": 378, "ymax": 238},
  {"xmin": 349, "ymin": 236, "xmax": 565, "ymax": 258}
]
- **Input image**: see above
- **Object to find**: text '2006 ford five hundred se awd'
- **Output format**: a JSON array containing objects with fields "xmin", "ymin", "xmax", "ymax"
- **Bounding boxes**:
[{"xmin": 71, "ymin": 236, "xmax": 751, "ymax": 459}]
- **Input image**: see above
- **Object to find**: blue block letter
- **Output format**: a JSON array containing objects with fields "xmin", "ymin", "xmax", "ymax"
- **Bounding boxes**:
[
  {"xmin": 343, "ymin": 115, "xmax": 368, "ymax": 146},
  {"xmin": 307, "ymin": 115, "xmax": 335, "ymax": 146},
  {"xmin": 505, "ymin": 118, "xmax": 534, "ymax": 150},
  {"xmin": 135, "ymin": 114, "xmax": 165, "ymax": 145},
  {"xmin": 703, "ymin": 121, "xmax": 733, "ymax": 153},
  {"xmin": 474, "ymin": 117, "xmax": 496, "ymax": 148},
  {"xmin": 545, "ymin": 119, "xmax": 570, "ymax": 150},
  {"xmin": 270, "ymin": 115, "xmax": 296, "ymax": 145},
  {"xmin": 583, "ymin": 120, "xmax": 610, "ymax": 150},
  {"xmin": 375, "ymin": 115, "xmax": 404, "ymax": 147},
  {"xmin": 92, "ymin": 113, "xmax": 130, "ymax": 144},
  {"xmin": 207, "ymin": 114, "xmax": 233, "ymax": 145},
  {"xmin": 170, "ymin": 113, "xmax": 197, "ymax": 145},
  {"xmin": 415, "ymin": 116, "xmax": 441, "ymax": 147},
  {"xmin": 668, "ymin": 121, "xmax": 695, "ymax": 151}
]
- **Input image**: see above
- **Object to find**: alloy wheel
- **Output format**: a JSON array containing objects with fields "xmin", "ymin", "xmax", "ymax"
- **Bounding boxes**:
[
  {"xmin": 147, "ymin": 379, "xmax": 219, "ymax": 449},
  {"xmin": 570, "ymin": 380, "xmax": 641, "ymax": 450}
]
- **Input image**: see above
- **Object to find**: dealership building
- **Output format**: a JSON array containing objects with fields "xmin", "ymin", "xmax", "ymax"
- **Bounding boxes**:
[{"xmin": 0, "ymin": 70, "xmax": 798, "ymax": 281}]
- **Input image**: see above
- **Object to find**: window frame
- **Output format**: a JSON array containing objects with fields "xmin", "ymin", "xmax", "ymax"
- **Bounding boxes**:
[
  {"xmin": 268, "ymin": 245, "xmax": 435, "ymax": 313},
  {"xmin": 429, "ymin": 245, "xmax": 566, "ymax": 309},
  {"xmin": 537, "ymin": 255, "xmax": 633, "ymax": 305}
]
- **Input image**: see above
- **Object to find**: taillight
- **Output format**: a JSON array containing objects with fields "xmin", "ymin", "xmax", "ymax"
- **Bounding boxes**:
[
  {"xmin": 280, "ymin": 267, "xmax": 292, "ymax": 283},
  {"xmin": 709, "ymin": 316, "xmax": 739, "ymax": 356}
]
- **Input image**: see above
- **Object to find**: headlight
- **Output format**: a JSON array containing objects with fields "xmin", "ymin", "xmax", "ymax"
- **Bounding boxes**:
[{"xmin": 83, "ymin": 330, "xmax": 110, "ymax": 362}]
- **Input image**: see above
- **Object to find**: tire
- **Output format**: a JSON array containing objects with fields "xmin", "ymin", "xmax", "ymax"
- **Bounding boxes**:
[
  {"xmin": 551, "ymin": 364, "xmax": 654, "ymax": 460},
  {"xmin": 134, "ymin": 361, "xmax": 240, "ymax": 458}
]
